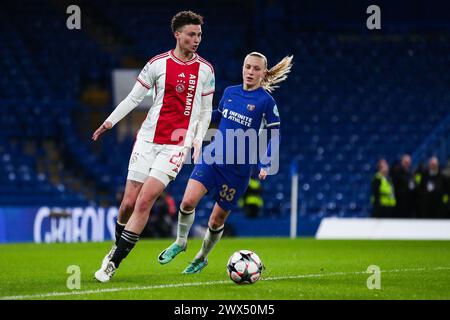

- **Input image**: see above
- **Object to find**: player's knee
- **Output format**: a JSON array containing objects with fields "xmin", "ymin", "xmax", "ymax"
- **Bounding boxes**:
[
  {"xmin": 134, "ymin": 197, "xmax": 152, "ymax": 215},
  {"xmin": 121, "ymin": 196, "xmax": 136, "ymax": 213},
  {"xmin": 209, "ymin": 221, "xmax": 224, "ymax": 230},
  {"xmin": 180, "ymin": 196, "xmax": 199, "ymax": 211},
  {"xmin": 181, "ymin": 198, "xmax": 197, "ymax": 212},
  {"xmin": 209, "ymin": 216, "xmax": 225, "ymax": 230}
]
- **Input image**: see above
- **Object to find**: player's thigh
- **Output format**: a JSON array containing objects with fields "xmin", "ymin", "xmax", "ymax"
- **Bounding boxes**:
[
  {"xmin": 139, "ymin": 175, "xmax": 167, "ymax": 201},
  {"xmin": 182, "ymin": 162, "xmax": 217, "ymax": 210},
  {"xmin": 181, "ymin": 178, "xmax": 208, "ymax": 210},
  {"xmin": 135, "ymin": 176, "xmax": 167, "ymax": 212}
]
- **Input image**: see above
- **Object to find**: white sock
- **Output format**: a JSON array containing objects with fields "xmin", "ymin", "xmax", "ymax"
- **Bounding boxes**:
[
  {"xmin": 195, "ymin": 225, "xmax": 224, "ymax": 260},
  {"xmin": 175, "ymin": 208, "xmax": 195, "ymax": 246}
]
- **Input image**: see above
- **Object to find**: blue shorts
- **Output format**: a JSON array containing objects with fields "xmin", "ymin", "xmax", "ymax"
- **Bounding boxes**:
[{"xmin": 190, "ymin": 162, "xmax": 250, "ymax": 211}]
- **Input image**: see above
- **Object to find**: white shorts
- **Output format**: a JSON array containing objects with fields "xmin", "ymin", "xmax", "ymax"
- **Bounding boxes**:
[{"xmin": 127, "ymin": 139, "xmax": 186, "ymax": 186}]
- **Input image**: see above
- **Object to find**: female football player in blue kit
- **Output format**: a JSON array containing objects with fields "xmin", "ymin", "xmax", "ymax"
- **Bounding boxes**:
[{"xmin": 158, "ymin": 52, "xmax": 293, "ymax": 273}]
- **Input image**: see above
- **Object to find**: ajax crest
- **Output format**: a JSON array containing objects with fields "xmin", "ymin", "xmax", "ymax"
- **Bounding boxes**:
[{"xmin": 176, "ymin": 83, "xmax": 186, "ymax": 93}]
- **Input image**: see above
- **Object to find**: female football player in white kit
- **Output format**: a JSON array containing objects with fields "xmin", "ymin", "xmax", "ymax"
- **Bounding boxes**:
[{"xmin": 92, "ymin": 11, "xmax": 215, "ymax": 282}]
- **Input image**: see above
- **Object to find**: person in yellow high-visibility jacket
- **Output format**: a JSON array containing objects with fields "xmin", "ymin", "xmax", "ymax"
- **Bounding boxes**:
[
  {"xmin": 371, "ymin": 158, "xmax": 396, "ymax": 218},
  {"xmin": 239, "ymin": 176, "xmax": 264, "ymax": 218}
]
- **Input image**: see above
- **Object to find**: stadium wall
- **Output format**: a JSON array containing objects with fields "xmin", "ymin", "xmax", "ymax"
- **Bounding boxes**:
[
  {"xmin": 0, "ymin": 207, "xmax": 118, "ymax": 243},
  {"xmin": 316, "ymin": 218, "xmax": 450, "ymax": 240},
  {"xmin": 0, "ymin": 207, "xmax": 321, "ymax": 243}
]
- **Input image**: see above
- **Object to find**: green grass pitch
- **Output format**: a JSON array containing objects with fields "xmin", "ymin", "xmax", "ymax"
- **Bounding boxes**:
[{"xmin": 1, "ymin": 238, "xmax": 450, "ymax": 300}]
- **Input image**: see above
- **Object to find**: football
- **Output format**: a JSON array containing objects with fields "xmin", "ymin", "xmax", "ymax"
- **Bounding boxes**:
[{"xmin": 227, "ymin": 250, "xmax": 264, "ymax": 284}]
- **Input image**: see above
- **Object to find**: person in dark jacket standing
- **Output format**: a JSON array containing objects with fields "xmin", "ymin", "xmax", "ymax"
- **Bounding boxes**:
[
  {"xmin": 391, "ymin": 154, "xmax": 417, "ymax": 218},
  {"xmin": 418, "ymin": 157, "xmax": 449, "ymax": 218}
]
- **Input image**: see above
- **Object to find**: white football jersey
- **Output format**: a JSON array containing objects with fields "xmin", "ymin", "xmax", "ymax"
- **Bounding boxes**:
[{"xmin": 136, "ymin": 50, "xmax": 215, "ymax": 147}]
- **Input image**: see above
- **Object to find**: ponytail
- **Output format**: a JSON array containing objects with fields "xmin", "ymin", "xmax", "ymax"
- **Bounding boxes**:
[{"xmin": 247, "ymin": 52, "xmax": 293, "ymax": 93}]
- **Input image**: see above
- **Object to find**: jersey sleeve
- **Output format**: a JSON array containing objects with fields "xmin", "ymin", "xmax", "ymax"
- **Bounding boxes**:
[
  {"xmin": 202, "ymin": 69, "xmax": 215, "ymax": 97},
  {"xmin": 217, "ymin": 87, "xmax": 229, "ymax": 113},
  {"xmin": 105, "ymin": 82, "xmax": 149, "ymax": 127},
  {"xmin": 137, "ymin": 60, "xmax": 157, "ymax": 90},
  {"xmin": 258, "ymin": 128, "xmax": 280, "ymax": 172},
  {"xmin": 264, "ymin": 98, "xmax": 281, "ymax": 128}
]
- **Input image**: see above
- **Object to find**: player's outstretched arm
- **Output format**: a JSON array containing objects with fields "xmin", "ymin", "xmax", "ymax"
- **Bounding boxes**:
[
  {"xmin": 258, "ymin": 125, "xmax": 280, "ymax": 179},
  {"xmin": 92, "ymin": 81, "xmax": 149, "ymax": 141}
]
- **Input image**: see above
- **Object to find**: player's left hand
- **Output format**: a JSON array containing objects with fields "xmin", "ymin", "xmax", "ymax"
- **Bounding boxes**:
[
  {"xmin": 259, "ymin": 168, "xmax": 268, "ymax": 180},
  {"xmin": 192, "ymin": 139, "xmax": 201, "ymax": 163}
]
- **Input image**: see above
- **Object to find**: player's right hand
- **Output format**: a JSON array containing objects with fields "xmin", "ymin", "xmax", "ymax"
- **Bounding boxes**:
[
  {"xmin": 192, "ymin": 139, "xmax": 202, "ymax": 164},
  {"xmin": 258, "ymin": 168, "xmax": 268, "ymax": 180},
  {"xmin": 92, "ymin": 121, "xmax": 112, "ymax": 141}
]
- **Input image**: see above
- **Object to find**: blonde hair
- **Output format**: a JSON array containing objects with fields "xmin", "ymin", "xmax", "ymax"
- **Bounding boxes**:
[{"xmin": 246, "ymin": 52, "xmax": 293, "ymax": 93}]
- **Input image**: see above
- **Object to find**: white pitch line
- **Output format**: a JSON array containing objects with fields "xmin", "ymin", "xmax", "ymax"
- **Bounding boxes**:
[{"xmin": 1, "ymin": 266, "xmax": 449, "ymax": 300}]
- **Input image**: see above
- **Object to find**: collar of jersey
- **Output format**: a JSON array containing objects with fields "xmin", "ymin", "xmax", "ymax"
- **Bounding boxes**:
[
  {"xmin": 240, "ymin": 84, "xmax": 264, "ymax": 94},
  {"xmin": 169, "ymin": 50, "xmax": 198, "ymax": 65}
]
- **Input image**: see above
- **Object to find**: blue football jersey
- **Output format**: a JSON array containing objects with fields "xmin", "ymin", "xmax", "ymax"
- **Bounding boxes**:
[{"xmin": 202, "ymin": 85, "xmax": 280, "ymax": 177}]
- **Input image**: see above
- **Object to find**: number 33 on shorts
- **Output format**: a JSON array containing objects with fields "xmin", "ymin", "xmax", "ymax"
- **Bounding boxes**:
[{"xmin": 219, "ymin": 184, "xmax": 236, "ymax": 202}]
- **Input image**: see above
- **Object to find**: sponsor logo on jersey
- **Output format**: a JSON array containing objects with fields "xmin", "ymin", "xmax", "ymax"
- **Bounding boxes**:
[
  {"xmin": 247, "ymin": 104, "xmax": 256, "ymax": 111},
  {"xmin": 222, "ymin": 109, "xmax": 229, "ymax": 118},
  {"xmin": 184, "ymin": 74, "xmax": 197, "ymax": 116},
  {"xmin": 178, "ymin": 72, "xmax": 185, "ymax": 78},
  {"xmin": 222, "ymin": 108, "xmax": 252, "ymax": 127}
]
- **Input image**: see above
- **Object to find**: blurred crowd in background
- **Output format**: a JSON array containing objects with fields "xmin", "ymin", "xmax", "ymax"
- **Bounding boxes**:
[{"xmin": 371, "ymin": 154, "xmax": 450, "ymax": 218}]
